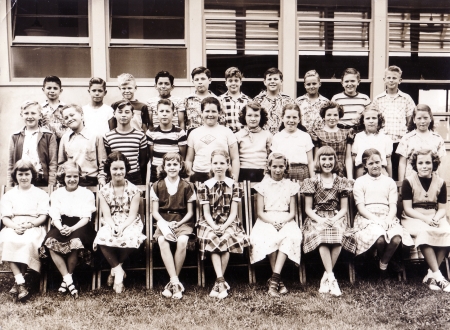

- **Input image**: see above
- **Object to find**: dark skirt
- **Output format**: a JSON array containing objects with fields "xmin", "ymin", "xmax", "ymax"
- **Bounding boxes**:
[
  {"xmin": 39, "ymin": 215, "xmax": 97, "ymax": 266},
  {"xmin": 238, "ymin": 168, "xmax": 265, "ymax": 183}
]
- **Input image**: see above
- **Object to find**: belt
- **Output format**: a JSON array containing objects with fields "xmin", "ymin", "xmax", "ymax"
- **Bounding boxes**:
[
  {"xmin": 159, "ymin": 210, "xmax": 187, "ymax": 214},
  {"xmin": 412, "ymin": 203, "xmax": 437, "ymax": 210}
]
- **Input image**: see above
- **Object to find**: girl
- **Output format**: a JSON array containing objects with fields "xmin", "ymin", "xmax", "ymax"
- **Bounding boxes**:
[
  {"xmin": 93, "ymin": 151, "xmax": 146, "ymax": 293},
  {"xmin": 397, "ymin": 104, "xmax": 446, "ymax": 181},
  {"xmin": 249, "ymin": 153, "xmax": 301, "ymax": 297},
  {"xmin": 151, "ymin": 152, "xmax": 196, "ymax": 299},
  {"xmin": 0, "ymin": 160, "xmax": 48, "ymax": 301},
  {"xmin": 310, "ymin": 101, "xmax": 354, "ymax": 179},
  {"xmin": 294, "ymin": 70, "xmax": 329, "ymax": 133},
  {"xmin": 402, "ymin": 149, "xmax": 450, "ymax": 291},
  {"xmin": 352, "ymin": 105, "xmax": 393, "ymax": 178},
  {"xmin": 342, "ymin": 149, "xmax": 413, "ymax": 278},
  {"xmin": 302, "ymin": 147, "xmax": 349, "ymax": 296},
  {"xmin": 234, "ymin": 101, "xmax": 273, "ymax": 182},
  {"xmin": 271, "ymin": 104, "xmax": 314, "ymax": 181},
  {"xmin": 196, "ymin": 149, "xmax": 250, "ymax": 299},
  {"xmin": 39, "ymin": 161, "xmax": 97, "ymax": 299}
]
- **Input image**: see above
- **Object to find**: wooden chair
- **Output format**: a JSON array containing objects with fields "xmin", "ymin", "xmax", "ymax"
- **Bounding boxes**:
[
  {"xmin": 95, "ymin": 183, "xmax": 151, "ymax": 289},
  {"xmin": 0, "ymin": 184, "xmax": 52, "ymax": 294},
  {"xmin": 245, "ymin": 180, "xmax": 301, "ymax": 284},
  {"xmin": 197, "ymin": 181, "xmax": 253, "ymax": 287},
  {"xmin": 148, "ymin": 182, "xmax": 202, "ymax": 289}
]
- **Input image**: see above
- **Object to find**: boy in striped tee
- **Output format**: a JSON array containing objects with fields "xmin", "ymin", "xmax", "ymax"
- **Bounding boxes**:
[
  {"xmin": 331, "ymin": 68, "xmax": 371, "ymax": 130},
  {"xmin": 104, "ymin": 101, "xmax": 148, "ymax": 185},
  {"xmin": 146, "ymin": 99, "xmax": 187, "ymax": 183}
]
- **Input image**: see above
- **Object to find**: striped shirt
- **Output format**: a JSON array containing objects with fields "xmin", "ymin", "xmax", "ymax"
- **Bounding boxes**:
[
  {"xmin": 146, "ymin": 126, "xmax": 187, "ymax": 167},
  {"xmin": 147, "ymin": 95, "xmax": 185, "ymax": 128},
  {"xmin": 219, "ymin": 92, "xmax": 252, "ymax": 133},
  {"xmin": 331, "ymin": 92, "xmax": 371, "ymax": 128},
  {"xmin": 103, "ymin": 129, "xmax": 147, "ymax": 173}
]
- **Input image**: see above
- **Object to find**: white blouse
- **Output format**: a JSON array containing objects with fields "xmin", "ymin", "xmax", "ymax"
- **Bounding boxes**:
[{"xmin": 49, "ymin": 186, "xmax": 96, "ymax": 221}]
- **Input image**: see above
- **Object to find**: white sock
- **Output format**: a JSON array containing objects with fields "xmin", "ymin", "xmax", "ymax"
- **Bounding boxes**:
[
  {"xmin": 433, "ymin": 270, "xmax": 445, "ymax": 281},
  {"xmin": 113, "ymin": 265, "xmax": 124, "ymax": 284},
  {"xmin": 170, "ymin": 276, "xmax": 180, "ymax": 285},
  {"xmin": 379, "ymin": 261, "xmax": 388, "ymax": 270},
  {"xmin": 14, "ymin": 274, "xmax": 25, "ymax": 285},
  {"xmin": 63, "ymin": 273, "xmax": 73, "ymax": 286},
  {"xmin": 327, "ymin": 272, "xmax": 335, "ymax": 281}
]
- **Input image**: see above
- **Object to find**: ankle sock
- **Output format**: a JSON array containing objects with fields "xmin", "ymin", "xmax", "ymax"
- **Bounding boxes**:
[
  {"xmin": 216, "ymin": 276, "xmax": 225, "ymax": 284},
  {"xmin": 63, "ymin": 273, "xmax": 74, "ymax": 286},
  {"xmin": 113, "ymin": 265, "xmax": 125, "ymax": 284},
  {"xmin": 14, "ymin": 274, "xmax": 25, "ymax": 285},
  {"xmin": 433, "ymin": 270, "xmax": 444, "ymax": 282},
  {"xmin": 327, "ymin": 272, "xmax": 335, "ymax": 281},
  {"xmin": 170, "ymin": 276, "xmax": 180, "ymax": 285},
  {"xmin": 379, "ymin": 261, "xmax": 388, "ymax": 270},
  {"xmin": 271, "ymin": 272, "xmax": 281, "ymax": 283}
]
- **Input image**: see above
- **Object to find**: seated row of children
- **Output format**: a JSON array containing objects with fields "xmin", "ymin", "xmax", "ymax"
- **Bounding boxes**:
[{"xmin": 1, "ymin": 145, "xmax": 448, "ymax": 302}]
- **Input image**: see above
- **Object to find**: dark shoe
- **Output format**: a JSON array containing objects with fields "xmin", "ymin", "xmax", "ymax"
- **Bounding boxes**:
[
  {"xmin": 379, "ymin": 269, "xmax": 389, "ymax": 281},
  {"xmin": 278, "ymin": 281, "xmax": 288, "ymax": 295},
  {"xmin": 389, "ymin": 260, "xmax": 404, "ymax": 273},
  {"xmin": 68, "ymin": 283, "xmax": 79, "ymax": 299},
  {"xmin": 58, "ymin": 281, "xmax": 68, "ymax": 295},
  {"xmin": 267, "ymin": 280, "xmax": 280, "ymax": 297},
  {"xmin": 17, "ymin": 284, "xmax": 29, "ymax": 300},
  {"xmin": 9, "ymin": 284, "xmax": 18, "ymax": 295}
]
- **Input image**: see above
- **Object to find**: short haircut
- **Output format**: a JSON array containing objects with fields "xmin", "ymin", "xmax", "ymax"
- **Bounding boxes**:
[
  {"xmin": 200, "ymin": 96, "xmax": 221, "ymax": 112},
  {"xmin": 361, "ymin": 148, "xmax": 382, "ymax": 167},
  {"xmin": 43, "ymin": 75, "xmax": 62, "ymax": 88},
  {"xmin": 209, "ymin": 149, "xmax": 233, "ymax": 179},
  {"xmin": 103, "ymin": 151, "xmax": 131, "ymax": 182},
  {"xmin": 279, "ymin": 103, "xmax": 307, "ymax": 132},
  {"xmin": 155, "ymin": 70, "xmax": 174, "ymax": 85},
  {"xmin": 56, "ymin": 161, "xmax": 82, "ymax": 186},
  {"xmin": 61, "ymin": 104, "xmax": 83, "ymax": 116},
  {"xmin": 385, "ymin": 65, "xmax": 403, "ymax": 76},
  {"xmin": 359, "ymin": 104, "xmax": 384, "ymax": 133},
  {"xmin": 11, "ymin": 159, "xmax": 38, "ymax": 185},
  {"xmin": 341, "ymin": 68, "xmax": 360, "ymax": 81},
  {"xmin": 407, "ymin": 104, "xmax": 435, "ymax": 132},
  {"xmin": 157, "ymin": 98, "xmax": 174, "ymax": 111},
  {"xmin": 264, "ymin": 67, "xmax": 283, "ymax": 81},
  {"xmin": 319, "ymin": 101, "xmax": 344, "ymax": 119},
  {"xmin": 157, "ymin": 152, "xmax": 188, "ymax": 180},
  {"xmin": 304, "ymin": 70, "xmax": 320, "ymax": 81},
  {"xmin": 225, "ymin": 67, "xmax": 243, "ymax": 80},
  {"xmin": 114, "ymin": 100, "xmax": 134, "ymax": 112},
  {"xmin": 410, "ymin": 149, "xmax": 440, "ymax": 173},
  {"xmin": 314, "ymin": 146, "xmax": 340, "ymax": 174},
  {"xmin": 265, "ymin": 152, "xmax": 290, "ymax": 175},
  {"xmin": 89, "ymin": 77, "xmax": 106, "ymax": 89},
  {"xmin": 191, "ymin": 66, "xmax": 211, "ymax": 79},
  {"xmin": 117, "ymin": 73, "xmax": 136, "ymax": 86},
  {"xmin": 238, "ymin": 101, "xmax": 268, "ymax": 128},
  {"xmin": 20, "ymin": 100, "xmax": 42, "ymax": 113}
]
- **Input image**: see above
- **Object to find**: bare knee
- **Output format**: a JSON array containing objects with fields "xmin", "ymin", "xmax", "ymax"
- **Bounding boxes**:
[
  {"xmin": 176, "ymin": 235, "xmax": 189, "ymax": 249},
  {"xmin": 158, "ymin": 236, "xmax": 171, "ymax": 250}
]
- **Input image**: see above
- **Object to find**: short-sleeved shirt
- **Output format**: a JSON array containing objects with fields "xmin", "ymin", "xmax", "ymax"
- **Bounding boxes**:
[
  {"xmin": 271, "ymin": 129, "xmax": 314, "ymax": 164},
  {"xmin": 294, "ymin": 94, "xmax": 329, "ymax": 133},
  {"xmin": 146, "ymin": 125, "xmax": 187, "ymax": 167},
  {"xmin": 301, "ymin": 175, "xmax": 350, "ymax": 211},
  {"xmin": 41, "ymin": 100, "xmax": 68, "ymax": 139},
  {"xmin": 396, "ymin": 130, "xmax": 446, "ymax": 161},
  {"xmin": 49, "ymin": 186, "xmax": 96, "ymax": 222},
  {"xmin": 235, "ymin": 127, "xmax": 272, "ymax": 169},
  {"xmin": 1, "ymin": 185, "xmax": 49, "ymax": 218},
  {"xmin": 111, "ymin": 99, "xmax": 151, "ymax": 132},
  {"xmin": 103, "ymin": 129, "xmax": 147, "ymax": 173},
  {"xmin": 187, "ymin": 124, "xmax": 237, "ymax": 173},
  {"xmin": 353, "ymin": 173, "xmax": 397, "ymax": 206},
  {"xmin": 352, "ymin": 131, "xmax": 393, "ymax": 167},
  {"xmin": 310, "ymin": 128, "xmax": 354, "ymax": 169},
  {"xmin": 331, "ymin": 92, "xmax": 371, "ymax": 128},
  {"xmin": 219, "ymin": 92, "xmax": 252, "ymax": 133},
  {"xmin": 402, "ymin": 173, "xmax": 447, "ymax": 204},
  {"xmin": 184, "ymin": 91, "xmax": 220, "ymax": 131},
  {"xmin": 147, "ymin": 95, "xmax": 185, "ymax": 128},
  {"xmin": 253, "ymin": 176, "xmax": 300, "ymax": 212},
  {"xmin": 373, "ymin": 90, "xmax": 415, "ymax": 142},
  {"xmin": 253, "ymin": 91, "xmax": 294, "ymax": 134},
  {"xmin": 82, "ymin": 104, "xmax": 114, "ymax": 137}
]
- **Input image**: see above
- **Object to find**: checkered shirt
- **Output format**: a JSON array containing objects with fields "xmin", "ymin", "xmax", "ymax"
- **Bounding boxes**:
[{"xmin": 219, "ymin": 92, "xmax": 252, "ymax": 133}]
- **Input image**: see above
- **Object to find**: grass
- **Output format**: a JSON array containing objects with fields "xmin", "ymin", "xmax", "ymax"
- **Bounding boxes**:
[{"xmin": 1, "ymin": 261, "xmax": 450, "ymax": 330}]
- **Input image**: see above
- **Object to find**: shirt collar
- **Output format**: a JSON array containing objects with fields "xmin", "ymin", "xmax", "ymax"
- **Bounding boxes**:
[
  {"xmin": 280, "ymin": 129, "xmax": 300, "ymax": 137},
  {"xmin": 221, "ymin": 91, "xmax": 250, "ymax": 101},
  {"xmin": 164, "ymin": 177, "xmax": 180, "ymax": 190},
  {"xmin": 17, "ymin": 126, "xmax": 52, "ymax": 135},
  {"xmin": 186, "ymin": 91, "xmax": 217, "ymax": 100},
  {"xmin": 70, "ymin": 127, "xmax": 92, "ymax": 139},
  {"xmin": 263, "ymin": 176, "xmax": 285, "ymax": 185},
  {"xmin": 366, "ymin": 173, "xmax": 382, "ymax": 181},
  {"xmin": 41, "ymin": 100, "xmax": 65, "ymax": 108},
  {"xmin": 205, "ymin": 177, "xmax": 234, "ymax": 189}
]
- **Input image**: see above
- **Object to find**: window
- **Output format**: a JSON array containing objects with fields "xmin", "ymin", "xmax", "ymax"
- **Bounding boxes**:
[
  {"xmin": 109, "ymin": 0, "xmax": 186, "ymax": 79},
  {"xmin": 10, "ymin": 0, "xmax": 90, "ymax": 78}
]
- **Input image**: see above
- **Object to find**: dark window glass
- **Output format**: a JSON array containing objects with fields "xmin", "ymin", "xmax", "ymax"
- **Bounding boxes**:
[{"xmin": 296, "ymin": 82, "xmax": 371, "ymax": 100}]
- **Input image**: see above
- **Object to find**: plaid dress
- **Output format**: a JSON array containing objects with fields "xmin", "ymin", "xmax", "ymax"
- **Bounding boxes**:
[
  {"xmin": 196, "ymin": 178, "xmax": 250, "ymax": 259},
  {"xmin": 310, "ymin": 128, "xmax": 354, "ymax": 177},
  {"xmin": 301, "ymin": 175, "xmax": 350, "ymax": 253}
]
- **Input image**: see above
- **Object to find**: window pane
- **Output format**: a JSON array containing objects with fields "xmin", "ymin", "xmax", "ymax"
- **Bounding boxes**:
[
  {"xmin": 299, "ymin": 54, "xmax": 369, "ymax": 80},
  {"xmin": 12, "ymin": 0, "xmax": 88, "ymax": 38},
  {"xmin": 109, "ymin": 48, "xmax": 186, "ymax": 78},
  {"xmin": 110, "ymin": 0, "xmax": 184, "ymax": 40},
  {"xmin": 11, "ymin": 46, "xmax": 91, "ymax": 78},
  {"xmin": 296, "ymin": 82, "xmax": 371, "ymax": 100},
  {"xmin": 210, "ymin": 81, "xmax": 266, "ymax": 99}
]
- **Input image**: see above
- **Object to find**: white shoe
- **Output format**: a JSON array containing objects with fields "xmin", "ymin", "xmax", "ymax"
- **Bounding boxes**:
[
  {"xmin": 209, "ymin": 282, "xmax": 219, "ymax": 298},
  {"xmin": 161, "ymin": 282, "xmax": 173, "ymax": 298},
  {"xmin": 423, "ymin": 269, "xmax": 432, "ymax": 284},
  {"xmin": 329, "ymin": 279, "xmax": 342, "ymax": 297},
  {"xmin": 217, "ymin": 282, "xmax": 228, "ymax": 299},
  {"xmin": 319, "ymin": 272, "xmax": 329, "ymax": 293},
  {"xmin": 433, "ymin": 278, "xmax": 450, "ymax": 292}
]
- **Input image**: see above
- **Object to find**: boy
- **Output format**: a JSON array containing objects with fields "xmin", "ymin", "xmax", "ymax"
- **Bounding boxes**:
[
  {"xmin": 147, "ymin": 70, "xmax": 186, "ymax": 131},
  {"xmin": 41, "ymin": 75, "xmax": 68, "ymax": 140},
  {"xmin": 146, "ymin": 99, "xmax": 187, "ymax": 182},
  {"xmin": 331, "ymin": 68, "xmax": 371, "ymax": 130},
  {"xmin": 372, "ymin": 65, "xmax": 415, "ymax": 180},
  {"xmin": 219, "ymin": 67, "xmax": 252, "ymax": 133},
  {"xmin": 253, "ymin": 67, "xmax": 294, "ymax": 134},
  {"xmin": 104, "ymin": 101, "xmax": 148, "ymax": 185},
  {"xmin": 58, "ymin": 104, "xmax": 107, "ymax": 186},
  {"xmin": 8, "ymin": 100, "xmax": 57, "ymax": 187},
  {"xmin": 184, "ymin": 66, "xmax": 220, "ymax": 134},
  {"xmin": 83, "ymin": 77, "xmax": 114, "ymax": 137},
  {"xmin": 110, "ymin": 73, "xmax": 151, "ymax": 133}
]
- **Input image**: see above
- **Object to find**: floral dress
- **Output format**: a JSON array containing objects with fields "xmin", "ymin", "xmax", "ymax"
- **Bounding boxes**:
[
  {"xmin": 302, "ymin": 175, "xmax": 350, "ymax": 253},
  {"xmin": 196, "ymin": 177, "xmax": 250, "ymax": 259},
  {"xmin": 93, "ymin": 180, "xmax": 146, "ymax": 249},
  {"xmin": 249, "ymin": 177, "xmax": 302, "ymax": 265}
]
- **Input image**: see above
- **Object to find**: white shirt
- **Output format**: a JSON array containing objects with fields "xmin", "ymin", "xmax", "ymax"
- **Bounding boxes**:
[
  {"xmin": 271, "ymin": 129, "xmax": 314, "ymax": 164},
  {"xmin": 22, "ymin": 128, "xmax": 42, "ymax": 173},
  {"xmin": 82, "ymin": 104, "xmax": 114, "ymax": 137}
]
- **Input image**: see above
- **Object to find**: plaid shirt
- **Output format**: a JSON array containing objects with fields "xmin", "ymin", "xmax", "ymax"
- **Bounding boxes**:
[
  {"xmin": 184, "ymin": 91, "xmax": 222, "ymax": 131},
  {"xmin": 41, "ymin": 100, "xmax": 68, "ymax": 139},
  {"xmin": 373, "ymin": 90, "xmax": 415, "ymax": 142},
  {"xmin": 219, "ymin": 92, "xmax": 252, "ymax": 133},
  {"xmin": 253, "ymin": 91, "xmax": 294, "ymax": 134}
]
